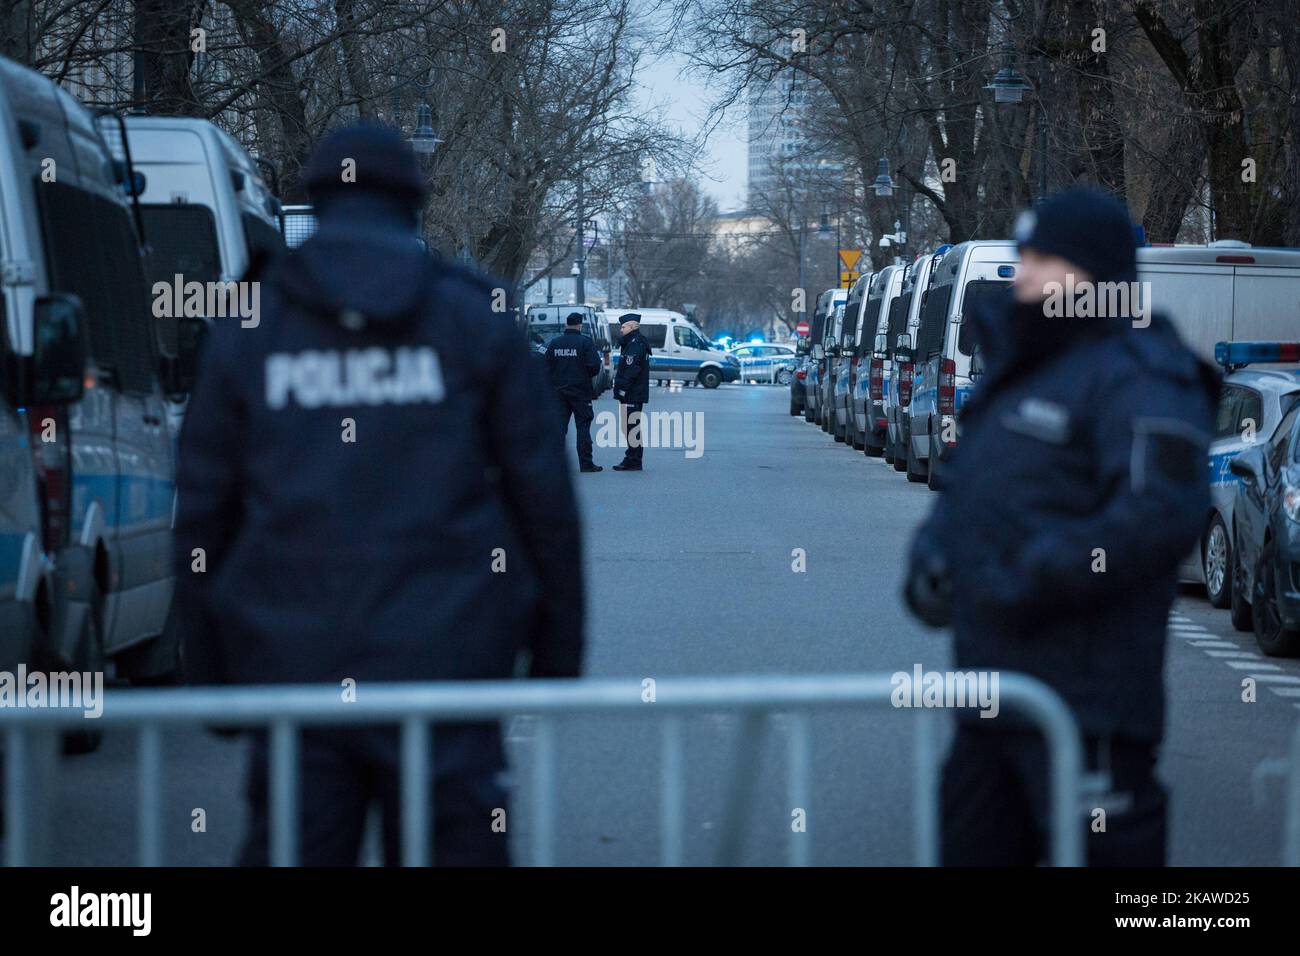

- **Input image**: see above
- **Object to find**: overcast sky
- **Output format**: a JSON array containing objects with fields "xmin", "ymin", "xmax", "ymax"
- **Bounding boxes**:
[{"xmin": 634, "ymin": 44, "xmax": 748, "ymax": 212}]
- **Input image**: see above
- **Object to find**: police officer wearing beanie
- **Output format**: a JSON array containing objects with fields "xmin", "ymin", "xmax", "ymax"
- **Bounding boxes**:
[
  {"xmin": 545, "ymin": 312, "xmax": 603, "ymax": 472},
  {"xmin": 174, "ymin": 124, "xmax": 585, "ymax": 866},
  {"xmin": 613, "ymin": 312, "xmax": 651, "ymax": 471},
  {"xmin": 904, "ymin": 187, "xmax": 1219, "ymax": 866}
]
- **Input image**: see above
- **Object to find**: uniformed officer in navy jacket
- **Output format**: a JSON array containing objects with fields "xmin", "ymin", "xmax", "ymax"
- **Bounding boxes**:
[
  {"xmin": 544, "ymin": 312, "xmax": 602, "ymax": 472},
  {"xmin": 612, "ymin": 313, "xmax": 651, "ymax": 471},
  {"xmin": 173, "ymin": 124, "xmax": 585, "ymax": 866},
  {"xmin": 904, "ymin": 187, "xmax": 1218, "ymax": 866}
]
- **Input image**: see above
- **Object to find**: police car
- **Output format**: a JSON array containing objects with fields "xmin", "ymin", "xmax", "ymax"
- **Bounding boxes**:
[
  {"xmin": 730, "ymin": 342, "xmax": 797, "ymax": 385},
  {"xmin": 1179, "ymin": 341, "xmax": 1300, "ymax": 609}
]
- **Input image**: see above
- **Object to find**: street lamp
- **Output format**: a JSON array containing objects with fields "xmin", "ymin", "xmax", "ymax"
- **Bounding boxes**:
[
  {"xmin": 983, "ymin": 42, "xmax": 1032, "ymax": 104},
  {"xmin": 409, "ymin": 103, "xmax": 441, "ymax": 155},
  {"xmin": 871, "ymin": 157, "xmax": 895, "ymax": 198}
]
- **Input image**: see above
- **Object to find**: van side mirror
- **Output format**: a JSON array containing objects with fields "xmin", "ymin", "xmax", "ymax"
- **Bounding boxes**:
[
  {"xmin": 796, "ymin": 338, "xmax": 810, "ymax": 356},
  {"xmin": 812, "ymin": 342, "xmax": 825, "ymax": 361},
  {"xmin": 892, "ymin": 332, "xmax": 914, "ymax": 365},
  {"xmin": 162, "ymin": 317, "xmax": 209, "ymax": 395},
  {"xmin": 30, "ymin": 294, "xmax": 87, "ymax": 405},
  {"xmin": 825, "ymin": 335, "xmax": 838, "ymax": 355},
  {"xmin": 970, "ymin": 346, "xmax": 986, "ymax": 381},
  {"xmin": 873, "ymin": 333, "xmax": 888, "ymax": 360}
]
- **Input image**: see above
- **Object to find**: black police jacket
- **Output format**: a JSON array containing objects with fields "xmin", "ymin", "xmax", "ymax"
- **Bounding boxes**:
[
  {"xmin": 544, "ymin": 328, "xmax": 601, "ymax": 400},
  {"xmin": 174, "ymin": 220, "xmax": 585, "ymax": 706},
  {"xmin": 614, "ymin": 329, "xmax": 651, "ymax": 404},
  {"xmin": 908, "ymin": 294, "xmax": 1218, "ymax": 742}
]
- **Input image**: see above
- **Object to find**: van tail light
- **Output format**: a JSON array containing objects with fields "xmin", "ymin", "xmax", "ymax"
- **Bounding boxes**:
[
  {"xmin": 796, "ymin": 369, "xmax": 807, "ymax": 382},
  {"xmin": 28, "ymin": 405, "xmax": 71, "ymax": 553},
  {"xmin": 899, "ymin": 363, "xmax": 914, "ymax": 407},
  {"xmin": 938, "ymin": 358, "xmax": 957, "ymax": 415},
  {"xmin": 868, "ymin": 358, "xmax": 884, "ymax": 400},
  {"xmin": 849, "ymin": 355, "xmax": 860, "ymax": 386}
]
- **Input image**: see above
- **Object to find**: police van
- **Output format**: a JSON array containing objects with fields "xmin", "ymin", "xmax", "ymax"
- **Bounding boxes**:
[
  {"xmin": 882, "ymin": 247, "xmax": 949, "ymax": 476},
  {"xmin": 833, "ymin": 273, "xmax": 873, "ymax": 445},
  {"xmin": 116, "ymin": 116, "xmax": 283, "ymax": 432},
  {"xmin": 603, "ymin": 308, "xmax": 739, "ymax": 388},
  {"xmin": 804, "ymin": 288, "xmax": 845, "ymax": 421},
  {"xmin": 906, "ymin": 241, "xmax": 1017, "ymax": 489},
  {"xmin": 0, "ymin": 56, "xmax": 191, "ymax": 681},
  {"xmin": 817, "ymin": 303, "xmax": 846, "ymax": 433},
  {"xmin": 525, "ymin": 302, "xmax": 610, "ymax": 394},
  {"xmin": 854, "ymin": 264, "xmax": 905, "ymax": 456},
  {"xmin": 1136, "ymin": 244, "xmax": 1300, "ymax": 362}
]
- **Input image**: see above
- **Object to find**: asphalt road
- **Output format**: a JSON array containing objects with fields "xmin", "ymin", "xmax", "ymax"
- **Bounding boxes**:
[{"xmin": 35, "ymin": 383, "xmax": 1300, "ymax": 865}]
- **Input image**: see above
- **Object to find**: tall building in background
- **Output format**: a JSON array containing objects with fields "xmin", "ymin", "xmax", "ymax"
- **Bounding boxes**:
[{"xmin": 746, "ymin": 68, "xmax": 843, "ymax": 215}]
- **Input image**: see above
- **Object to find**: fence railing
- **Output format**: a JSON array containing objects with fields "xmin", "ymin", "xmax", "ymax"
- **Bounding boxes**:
[{"xmin": 1, "ymin": 672, "xmax": 1085, "ymax": 866}]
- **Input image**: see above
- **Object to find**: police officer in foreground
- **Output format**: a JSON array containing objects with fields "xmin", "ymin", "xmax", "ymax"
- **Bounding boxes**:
[
  {"xmin": 612, "ymin": 312, "xmax": 651, "ymax": 471},
  {"xmin": 904, "ymin": 187, "xmax": 1218, "ymax": 866},
  {"xmin": 174, "ymin": 124, "xmax": 584, "ymax": 866},
  {"xmin": 545, "ymin": 311, "xmax": 603, "ymax": 472}
]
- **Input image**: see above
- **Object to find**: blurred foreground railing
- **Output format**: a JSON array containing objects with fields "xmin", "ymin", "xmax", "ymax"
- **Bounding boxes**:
[{"xmin": 1, "ymin": 673, "xmax": 1086, "ymax": 867}]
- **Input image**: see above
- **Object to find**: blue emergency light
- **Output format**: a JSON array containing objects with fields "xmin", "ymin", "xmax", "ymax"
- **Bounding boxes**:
[
  {"xmin": 1214, "ymin": 341, "xmax": 1300, "ymax": 370},
  {"xmin": 933, "ymin": 244, "xmax": 953, "ymax": 257},
  {"xmin": 997, "ymin": 265, "xmax": 1015, "ymax": 278}
]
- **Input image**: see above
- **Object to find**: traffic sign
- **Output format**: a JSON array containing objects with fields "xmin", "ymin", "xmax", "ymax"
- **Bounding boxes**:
[
  {"xmin": 838, "ymin": 248, "xmax": 862, "ymax": 272},
  {"xmin": 839, "ymin": 270, "xmax": 859, "ymax": 288},
  {"xmin": 795, "ymin": 320, "xmax": 810, "ymax": 335}
]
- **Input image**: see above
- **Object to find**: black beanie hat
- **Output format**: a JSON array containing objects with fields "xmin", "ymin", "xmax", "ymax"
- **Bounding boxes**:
[
  {"xmin": 565, "ymin": 311, "xmax": 584, "ymax": 326},
  {"xmin": 305, "ymin": 124, "xmax": 426, "ymax": 206},
  {"xmin": 1014, "ymin": 186, "xmax": 1137, "ymax": 284}
]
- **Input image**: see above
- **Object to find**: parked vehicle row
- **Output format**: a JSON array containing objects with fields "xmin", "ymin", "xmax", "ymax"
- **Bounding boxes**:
[
  {"xmin": 788, "ymin": 235, "xmax": 1300, "ymax": 656},
  {"xmin": 0, "ymin": 54, "xmax": 287, "ymax": 702}
]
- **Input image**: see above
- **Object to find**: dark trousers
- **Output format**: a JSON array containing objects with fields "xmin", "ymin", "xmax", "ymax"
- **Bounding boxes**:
[
  {"xmin": 239, "ymin": 725, "xmax": 510, "ymax": 866},
  {"xmin": 941, "ymin": 724, "xmax": 1166, "ymax": 866},
  {"xmin": 558, "ymin": 393, "xmax": 595, "ymax": 467},
  {"xmin": 620, "ymin": 402, "xmax": 644, "ymax": 464}
]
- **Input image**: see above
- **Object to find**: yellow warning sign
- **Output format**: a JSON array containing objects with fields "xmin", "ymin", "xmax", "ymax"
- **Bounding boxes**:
[{"xmin": 838, "ymin": 248, "xmax": 862, "ymax": 272}]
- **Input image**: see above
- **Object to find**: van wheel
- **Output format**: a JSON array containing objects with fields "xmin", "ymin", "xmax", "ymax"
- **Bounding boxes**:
[
  {"xmin": 1229, "ymin": 529, "xmax": 1253, "ymax": 632},
  {"xmin": 892, "ymin": 439, "xmax": 908, "ymax": 471},
  {"xmin": 804, "ymin": 404, "xmax": 814, "ymax": 423},
  {"xmin": 115, "ymin": 602, "xmax": 182, "ymax": 684},
  {"xmin": 1253, "ymin": 540, "xmax": 1300, "ymax": 656},
  {"xmin": 905, "ymin": 439, "xmax": 927, "ymax": 483},
  {"xmin": 1202, "ymin": 515, "xmax": 1232, "ymax": 609},
  {"xmin": 927, "ymin": 442, "xmax": 943, "ymax": 491},
  {"xmin": 699, "ymin": 369, "xmax": 722, "ymax": 389}
]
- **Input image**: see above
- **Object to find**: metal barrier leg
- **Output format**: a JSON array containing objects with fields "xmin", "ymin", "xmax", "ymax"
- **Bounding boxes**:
[
  {"xmin": 660, "ymin": 715, "xmax": 684, "ymax": 867},
  {"xmin": 400, "ymin": 717, "xmax": 430, "ymax": 867},
  {"xmin": 716, "ymin": 710, "xmax": 766, "ymax": 866},
  {"xmin": 913, "ymin": 712, "xmax": 938, "ymax": 866},
  {"xmin": 4, "ymin": 726, "xmax": 56, "ymax": 866},
  {"xmin": 137, "ymin": 724, "xmax": 163, "ymax": 866},
  {"xmin": 3, "ymin": 727, "xmax": 28, "ymax": 867},
  {"xmin": 786, "ymin": 712, "xmax": 811, "ymax": 866},
  {"xmin": 531, "ymin": 716, "xmax": 556, "ymax": 867},
  {"xmin": 269, "ymin": 720, "xmax": 299, "ymax": 867}
]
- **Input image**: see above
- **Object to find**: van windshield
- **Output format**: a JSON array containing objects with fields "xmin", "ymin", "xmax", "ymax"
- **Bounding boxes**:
[
  {"xmin": 956, "ymin": 280, "xmax": 1012, "ymax": 355},
  {"xmin": 528, "ymin": 321, "xmax": 566, "ymax": 344},
  {"xmin": 139, "ymin": 204, "xmax": 222, "ymax": 288}
]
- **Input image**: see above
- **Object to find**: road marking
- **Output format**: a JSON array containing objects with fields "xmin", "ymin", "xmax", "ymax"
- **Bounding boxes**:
[
  {"xmin": 1189, "ymin": 640, "xmax": 1238, "ymax": 648},
  {"xmin": 1203, "ymin": 650, "xmax": 1260, "ymax": 658},
  {"xmin": 1268, "ymin": 687, "xmax": 1300, "ymax": 698},
  {"xmin": 1227, "ymin": 662, "xmax": 1281, "ymax": 671},
  {"xmin": 1244, "ymin": 673, "xmax": 1300, "ymax": 684}
]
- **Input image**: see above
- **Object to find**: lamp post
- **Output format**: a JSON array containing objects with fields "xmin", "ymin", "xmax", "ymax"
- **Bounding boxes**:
[
  {"xmin": 408, "ymin": 102, "xmax": 441, "ymax": 241},
  {"xmin": 983, "ymin": 41, "xmax": 1047, "ymax": 202},
  {"xmin": 872, "ymin": 157, "xmax": 908, "ymax": 264}
]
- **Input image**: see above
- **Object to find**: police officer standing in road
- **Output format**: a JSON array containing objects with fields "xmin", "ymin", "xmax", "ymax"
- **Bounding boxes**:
[
  {"xmin": 173, "ymin": 124, "xmax": 585, "ymax": 866},
  {"xmin": 545, "ymin": 311, "xmax": 603, "ymax": 472},
  {"xmin": 904, "ymin": 187, "xmax": 1218, "ymax": 866},
  {"xmin": 613, "ymin": 312, "xmax": 651, "ymax": 471}
]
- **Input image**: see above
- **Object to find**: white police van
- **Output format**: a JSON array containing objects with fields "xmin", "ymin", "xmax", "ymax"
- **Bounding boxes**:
[
  {"xmin": 1178, "ymin": 341, "xmax": 1300, "ymax": 609},
  {"xmin": 854, "ymin": 264, "xmax": 905, "ymax": 455},
  {"xmin": 883, "ymin": 248, "xmax": 949, "ymax": 477},
  {"xmin": 906, "ymin": 241, "xmax": 1018, "ymax": 489},
  {"xmin": 833, "ymin": 273, "xmax": 873, "ymax": 445},
  {"xmin": 603, "ymin": 308, "xmax": 739, "ymax": 388},
  {"xmin": 117, "ymin": 117, "xmax": 283, "ymax": 433},
  {"xmin": 0, "ymin": 55, "xmax": 189, "ymax": 681},
  {"xmin": 1137, "ymin": 244, "xmax": 1300, "ymax": 362}
]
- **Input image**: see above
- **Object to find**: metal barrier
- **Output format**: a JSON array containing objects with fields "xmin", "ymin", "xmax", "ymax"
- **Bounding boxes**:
[
  {"xmin": 1286, "ymin": 720, "xmax": 1300, "ymax": 866},
  {"xmin": 0, "ymin": 672, "xmax": 1084, "ymax": 866}
]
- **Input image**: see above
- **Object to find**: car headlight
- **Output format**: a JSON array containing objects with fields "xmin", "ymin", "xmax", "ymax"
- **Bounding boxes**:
[{"xmin": 1285, "ymin": 483, "xmax": 1300, "ymax": 523}]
